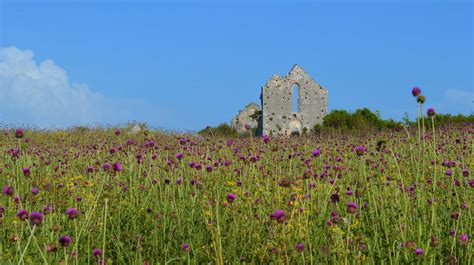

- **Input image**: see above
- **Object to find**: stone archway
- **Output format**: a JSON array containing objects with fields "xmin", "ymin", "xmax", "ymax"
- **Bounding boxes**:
[{"xmin": 287, "ymin": 119, "xmax": 302, "ymax": 136}]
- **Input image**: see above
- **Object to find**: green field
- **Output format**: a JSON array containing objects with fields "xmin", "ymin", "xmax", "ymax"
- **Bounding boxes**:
[{"xmin": 1, "ymin": 121, "xmax": 472, "ymax": 264}]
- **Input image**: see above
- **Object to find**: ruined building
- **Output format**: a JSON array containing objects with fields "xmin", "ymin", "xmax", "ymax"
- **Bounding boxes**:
[
  {"xmin": 231, "ymin": 103, "xmax": 260, "ymax": 134},
  {"xmin": 232, "ymin": 65, "xmax": 328, "ymax": 136}
]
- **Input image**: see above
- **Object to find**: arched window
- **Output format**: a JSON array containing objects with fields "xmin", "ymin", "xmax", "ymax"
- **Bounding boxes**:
[{"xmin": 292, "ymin": 84, "xmax": 299, "ymax": 113}]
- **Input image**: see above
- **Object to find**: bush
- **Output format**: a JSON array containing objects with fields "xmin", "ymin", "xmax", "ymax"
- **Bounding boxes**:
[
  {"xmin": 317, "ymin": 108, "xmax": 473, "ymax": 133},
  {"xmin": 322, "ymin": 110, "xmax": 353, "ymax": 130},
  {"xmin": 198, "ymin": 123, "xmax": 237, "ymax": 137},
  {"xmin": 317, "ymin": 108, "xmax": 401, "ymax": 132},
  {"xmin": 426, "ymin": 113, "xmax": 474, "ymax": 127}
]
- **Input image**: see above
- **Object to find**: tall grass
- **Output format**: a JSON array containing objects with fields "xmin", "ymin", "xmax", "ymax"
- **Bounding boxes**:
[{"xmin": 0, "ymin": 122, "xmax": 472, "ymax": 264}]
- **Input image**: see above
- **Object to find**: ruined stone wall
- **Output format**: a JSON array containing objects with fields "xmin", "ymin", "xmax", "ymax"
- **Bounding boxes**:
[
  {"xmin": 231, "ymin": 103, "xmax": 261, "ymax": 134},
  {"xmin": 261, "ymin": 65, "xmax": 328, "ymax": 136}
]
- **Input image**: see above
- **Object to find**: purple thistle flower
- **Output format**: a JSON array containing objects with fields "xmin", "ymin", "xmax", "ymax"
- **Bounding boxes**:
[
  {"xmin": 58, "ymin": 236, "xmax": 72, "ymax": 247},
  {"xmin": 445, "ymin": 169, "xmax": 452, "ymax": 176},
  {"xmin": 462, "ymin": 169, "xmax": 469, "ymax": 177},
  {"xmin": 65, "ymin": 208, "xmax": 78, "ymax": 220},
  {"xmin": 469, "ymin": 179, "xmax": 474, "ymax": 188},
  {"xmin": 22, "ymin": 168, "xmax": 30, "ymax": 176},
  {"xmin": 182, "ymin": 243, "xmax": 190, "ymax": 252},
  {"xmin": 296, "ymin": 243, "xmax": 305, "ymax": 253},
  {"xmin": 175, "ymin": 153, "xmax": 184, "ymax": 160},
  {"xmin": 29, "ymin": 212, "xmax": 44, "ymax": 225},
  {"xmin": 449, "ymin": 228, "xmax": 456, "ymax": 236},
  {"xmin": 311, "ymin": 148, "xmax": 321, "ymax": 157},
  {"xmin": 113, "ymin": 162, "xmax": 123, "ymax": 172},
  {"xmin": 270, "ymin": 209, "xmax": 285, "ymax": 218},
  {"xmin": 205, "ymin": 165, "xmax": 213, "ymax": 172},
  {"xmin": 427, "ymin": 108, "xmax": 436, "ymax": 117},
  {"xmin": 459, "ymin": 234, "xmax": 468, "ymax": 244},
  {"xmin": 270, "ymin": 209, "xmax": 286, "ymax": 223},
  {"xmin": 3, "ymin": 185, "xmax": 13, "ymax": 196},
  {"xmin": 31, "ymin": 187, "xmax": 39, "ymax": 195},
  {"xmin": 262, "ymin": 135, "xmax": 270, "ymax": 143},
  {"xmin": 355, "ymin": 145, "xmax": 366, "ymax": 156},
  {"xmin": 226, "ymin": 193, "xmax": 237, "ymax": 203},
  {"xmin": 176, "ymin": 178, "xmax": 182, "ymax": 185},
  {"xmin": 415, "ymin": 248, "xmax": 423, "ymax": 256},
  {"xmin": 92, "ymin": 248, "xmax": 103, "ymax": 257},
  {"xmin": 330, "ymin": 193, "xmax": 340, "ymax": 203},
  {"xmin": 102, "ymin": 163, "xmax": 111, "ymax": 171},
  {"xmin": 15, "ymin": 128, "xmax": 25, "ymax": 138},
  {"xmin": 226, "ymin": 139, "xmax": 234, "ymax": 146},
  {"xmin": 347, "ymin": 202, "xmax": 358, "ymax": 214},
  {"xmin": 17, "ymin": 209, "xmax": 29, "ymax": 221},
  {"xmin": 145, "ymin": 140, "xmax": 156, "ymax": 148},
  {"xmin": 412, "ymin": 87, "xmax": 421, "ymax": 97}
]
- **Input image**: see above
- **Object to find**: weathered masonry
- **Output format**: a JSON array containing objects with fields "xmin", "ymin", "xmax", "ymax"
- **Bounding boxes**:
[
  {"xmin": 231, "ymin": 103, "xmax": 261, "ymax": 134},
  {"xmin": 231, "ymin": 64, "xmax": 328, "ymax": 136},
  {"xmin": 260, "ymin": 65, "xmax": 328, "ymax": 136}
]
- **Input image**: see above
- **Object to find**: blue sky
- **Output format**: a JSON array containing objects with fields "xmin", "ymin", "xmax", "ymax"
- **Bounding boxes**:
[{"xmin": 0, "ymin": 0, "xmax": 472, "ymax": 131}]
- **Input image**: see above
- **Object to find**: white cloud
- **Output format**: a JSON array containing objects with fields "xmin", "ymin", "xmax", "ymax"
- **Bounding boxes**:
[{"xmin": 0, "ymin": 46, "xmax": 156, "ymax": 128}]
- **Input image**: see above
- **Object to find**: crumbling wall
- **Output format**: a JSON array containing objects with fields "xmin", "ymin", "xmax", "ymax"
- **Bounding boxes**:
[
  {"xmin": 231, "ymin": 103, "xmax": 261, "ymax": 134},
  {"xmin": 261, "ymin": 65, "xmax": 328, "ymax": 136}
]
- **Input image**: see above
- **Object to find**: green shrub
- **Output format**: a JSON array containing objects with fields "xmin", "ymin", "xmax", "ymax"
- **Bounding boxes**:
[
  {"xmin": 426, "ymin": 113, "xmax": 474, "ymax": 127},
  {"xmin": 322, "ymin": 110, "xmax": 352, "ymax": 130},
  {"xmin": 198, "ymin": 123, "xmax": 237, "ymax": 137},
  {"xmin": 317, "ymin": 108, "xmax": 403, "ymax": 132}
]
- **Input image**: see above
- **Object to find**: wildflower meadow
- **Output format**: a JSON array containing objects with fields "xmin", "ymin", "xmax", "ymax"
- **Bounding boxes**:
[{"xmin": 1, "ymin": 91, "xmax": 472, "ymax": 264}]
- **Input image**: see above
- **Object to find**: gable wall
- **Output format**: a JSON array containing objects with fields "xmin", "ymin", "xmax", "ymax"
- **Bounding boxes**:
[{"xmin": 261, "ymin": 66, "xmax": 328, "ymax": 136}]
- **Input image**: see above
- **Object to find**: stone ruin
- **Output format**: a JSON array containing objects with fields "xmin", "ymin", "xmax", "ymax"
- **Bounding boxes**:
[
  {"xmin": 232, "ymin": 64, "xmax": 328, "ymax": 136},
  {"xmin": 261, "ymin": 65, "xmax": 328, "ymax": 136},
  {"xmin": 231, "ymin": 103, "xmax": 261, "ymax": 134}
]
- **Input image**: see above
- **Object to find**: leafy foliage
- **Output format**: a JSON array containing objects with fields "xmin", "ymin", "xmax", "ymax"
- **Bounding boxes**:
[
  {"xmin": 317, "ymin": 108, "xmax": 473, "ymax": 133},
  {"xmin": 319, "ymin": 108, "xmax": 398, "ymax": 132},
  {"xmin": 198, "ymin": 123, "xmax": 238, "ymax": 137}
]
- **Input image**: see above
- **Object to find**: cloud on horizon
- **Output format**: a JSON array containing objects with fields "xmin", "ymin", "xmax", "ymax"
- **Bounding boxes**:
[{"xmin": 0, "ymin": 46, "xmax": 157, "ymax": 128}]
